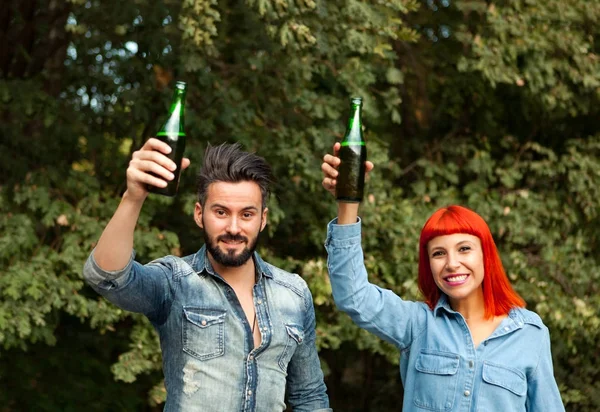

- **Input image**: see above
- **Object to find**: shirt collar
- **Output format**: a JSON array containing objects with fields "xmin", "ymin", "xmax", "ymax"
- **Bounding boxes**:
[
  {"xmin": 189, "ymin": 244, "xmax": 274, "ymax": 280},
  {"xmin": 432, "ymin": 294, "xmax": 540, "ymax": 329},
  {"xmin": 433, "ymin": 294, "xmax": 454, "ymax": 317}
]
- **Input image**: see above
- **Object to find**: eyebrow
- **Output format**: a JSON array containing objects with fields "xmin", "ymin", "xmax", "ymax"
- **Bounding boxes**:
[
  {"xmin": 429, "ymin": 239, "xmax": 476, "ymax": 251},
  {"xmin": 210, "ymin": 203, "xmax": 260, "ymax": 212}
]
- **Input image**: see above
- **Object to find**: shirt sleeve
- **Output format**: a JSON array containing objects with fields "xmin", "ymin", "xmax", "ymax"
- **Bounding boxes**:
[
  {"xmin": 526, "ymin": 326, "xmax": 565, "ymax": 411},
  {"xmin": 285, "ymin": 284, "xmax": 332, "ymax": 412},
  {"xmin": 324, "ymin": 217, "xmax": 426, "ymax": 350},
  {"xmin": 83, "ymin": 249, "xmax": 174, "ymax": 323}
]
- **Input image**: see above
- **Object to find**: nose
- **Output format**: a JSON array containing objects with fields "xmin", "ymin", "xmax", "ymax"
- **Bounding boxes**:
[
  {"xmin": 226, "ymin": 217, "xmax": 241, "ymax": 235},
  {"xmin": 445, "ymin": 252, "xmax": 460, "ymax": 272}
]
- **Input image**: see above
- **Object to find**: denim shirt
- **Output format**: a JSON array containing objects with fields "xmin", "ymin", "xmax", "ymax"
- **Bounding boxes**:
[
  {"xmin": 324, "ymin": 218, "xmax": 565, "ymax": 412},
  {"xmin": 83, "ymin": 245, "xmax": 331, "ymax": 412}
]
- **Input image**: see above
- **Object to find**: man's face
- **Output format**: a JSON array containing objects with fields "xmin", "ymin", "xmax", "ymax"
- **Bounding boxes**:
[{"xmin": 194, "ymin": 181, "xmax": 268, "ymax": 268}]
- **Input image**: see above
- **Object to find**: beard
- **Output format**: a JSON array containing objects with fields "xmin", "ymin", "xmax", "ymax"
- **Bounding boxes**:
[{"xmin": 203, "ymin": 221, "xmax": 260, "ymax": 268}]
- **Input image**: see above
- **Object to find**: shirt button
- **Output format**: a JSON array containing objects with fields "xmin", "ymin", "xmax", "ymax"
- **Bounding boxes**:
[
  {"xmin": 257, "ymin": 299, "xmax": 262, "ymax": 304},
  {"xmin": 469, "ymin": 361, "xmax": 474, "ymax": 368},
  {"xmin": 247, "ymin": 390, "xmax": 252, "ymax": 396},
  {"xmin": 201, "ymin": 320, "xmax": 207, "ymax": 326},
  {"xmin": 504, "ymin": 326, "xmax": 510, "ymax": 331},
  {"xmin": 464, "ymin": 390, "xmax": 471, "ymax": 397},
  {"xmin": 249, "ymin": 354, "xmax": 254, "ymax": 360}
]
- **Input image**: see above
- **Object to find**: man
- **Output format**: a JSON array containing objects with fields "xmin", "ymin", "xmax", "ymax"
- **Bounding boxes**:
[{"xmin": 83, "ymin": 138, "xmax": 331, "ymax": 411}]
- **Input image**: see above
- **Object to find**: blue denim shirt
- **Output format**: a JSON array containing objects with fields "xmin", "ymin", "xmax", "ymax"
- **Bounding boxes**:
[
  {"xmin": 324, "ymin": 218, "xmax": 565, "ymax": 412},
  {"xmin": 83, "ymin": 245, "xmax": 331, "ymax": 412}
]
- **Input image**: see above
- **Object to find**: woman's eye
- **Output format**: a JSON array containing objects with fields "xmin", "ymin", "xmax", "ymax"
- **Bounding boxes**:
[
  {"xmin": 459, "ymin": 246, "xmax": 471, "ymax": 252},
  {"xmin": 431, "ymin": 251, "xmax": 443, "ymax": 257}
]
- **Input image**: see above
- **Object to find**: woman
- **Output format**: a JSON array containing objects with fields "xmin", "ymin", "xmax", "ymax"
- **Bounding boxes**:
[{"xmin": 321, "ymin": 146, "xmax": 565, "ymax": 411}]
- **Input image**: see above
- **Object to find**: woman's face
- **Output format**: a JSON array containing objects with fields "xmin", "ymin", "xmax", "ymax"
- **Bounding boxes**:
[{"xmin": 427, "ymin": 233, "xmax": 485, "ymax": 306}]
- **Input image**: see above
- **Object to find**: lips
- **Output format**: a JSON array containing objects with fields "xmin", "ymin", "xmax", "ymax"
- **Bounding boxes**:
[
  {"xmin": 444, "ymin": 274, "xmax": 469, "ymax": 285},
  {"xmin": 217, "ymin": 234, "xmax": 247, "ymax": 245}
]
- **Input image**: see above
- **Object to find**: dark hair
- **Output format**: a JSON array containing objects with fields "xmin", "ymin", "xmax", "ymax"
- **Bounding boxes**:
[{"xmin": 196, "ymin": 143, "xmax": 273, "ymax": 209}]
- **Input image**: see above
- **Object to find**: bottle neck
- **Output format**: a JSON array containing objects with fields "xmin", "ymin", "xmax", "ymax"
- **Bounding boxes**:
[
  {"xmin": 169, "ymin": 91, "xmax": 186, "ymax": 115},
  {"xmin": 342, "ymin": 103, "xmax": 363, "ymax": 145},
  {"xmin": 158, "ymin": 89, "xmax": 186, "ymax": 137}
]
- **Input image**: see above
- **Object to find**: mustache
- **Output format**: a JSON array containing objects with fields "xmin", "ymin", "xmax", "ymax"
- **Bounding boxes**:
[{"xmin": 217, "ymin": 234, "xmax": 248, "ymax": 243}]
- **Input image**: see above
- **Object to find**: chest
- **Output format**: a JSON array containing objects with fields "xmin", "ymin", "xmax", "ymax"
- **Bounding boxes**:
[
  {"xmin": 170, "ymin": 274, "xmax": 307, "ymax": 360},
  {"xmin": 467, "ymin": 317, "xmax": 505, "ymax": 348},
  {"xmin": 400, "ymin": 317, "xmax": 542, "ymax": 411}
]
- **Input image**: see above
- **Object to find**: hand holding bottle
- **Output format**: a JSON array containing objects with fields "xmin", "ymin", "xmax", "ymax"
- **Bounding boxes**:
[
  {"xmin": 335, "ymin": 97, "xmax": 368, "ymax": 202},
  {"xmin": 321, "ymin": 142, "xmax": 374, "ymax": 197},
  {"xmin": 126, "ymin": 138, "xmax": 191, "ymax": 201},
  {"xmin": 148, "ymin": 81, "xmax": 188, "ymax": 196},
  {"xmin": 322, "ymin": 142, "xmax": 373, "ymax": 225}
]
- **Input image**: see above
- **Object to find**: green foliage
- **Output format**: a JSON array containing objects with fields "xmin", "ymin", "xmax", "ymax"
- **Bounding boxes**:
[{"xmin": 2, "ymin": 0, "xmax": 599, "ymax": 410}]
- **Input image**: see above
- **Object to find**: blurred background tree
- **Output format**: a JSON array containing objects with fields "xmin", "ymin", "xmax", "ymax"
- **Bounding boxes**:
[{"xmin": 0, "ymin": 0, "xmax": 598, "ymax": 410}]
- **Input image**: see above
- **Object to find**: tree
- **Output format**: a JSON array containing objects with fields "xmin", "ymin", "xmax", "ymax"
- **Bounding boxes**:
[{"xmin": 1, "ymin": 0, "xmax": 598, "ymax": 410}]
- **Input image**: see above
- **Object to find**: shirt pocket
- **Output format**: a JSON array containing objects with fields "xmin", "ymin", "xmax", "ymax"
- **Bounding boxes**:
[
  {"xmin": 413, "ymin": 350, "xmax": 460, "ymax": 411},
  {"xmin": 182, "ymin": 307, "xmax": 226, "ymax": 361},
  {"xmin": 482, "ymin": 362, "xmax": 527, "ymax": 396},
  {"xmin": 277, "ymin": 324, "xmax": 304, "ymax": 372}
]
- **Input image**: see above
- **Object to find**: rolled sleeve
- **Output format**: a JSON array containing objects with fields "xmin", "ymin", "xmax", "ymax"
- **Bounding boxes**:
[
  {"xmin": 83, "ymin": 249, "xmax": 136, "ymax": 291},
  {"xmin": 325, "ymin": 217, "xmax": 362, "ymax": 247},
  {"xmin": 82, "ymin": 249, "xmax": 173, "ymax": 320}
]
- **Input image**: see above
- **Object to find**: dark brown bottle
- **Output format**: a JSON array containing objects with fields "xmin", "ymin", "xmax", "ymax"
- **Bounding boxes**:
[
  {"xmin": 336, "ymin": 97, "xmax": 367, "ymax": 202},
  {"xmin": 148, "ymin": 81, "xmax": 187, "ymax": 197}
]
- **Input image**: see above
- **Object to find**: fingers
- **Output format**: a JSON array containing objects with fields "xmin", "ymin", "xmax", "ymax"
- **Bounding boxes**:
[
  {"xmin": 142, "ymin": 138, "xmax": 173, "ymax": 155},
  {"xmin": 128, "ymin": 146, "xmax": 177, "ymax": 188},
  {"xmin": 126, "ymin": 163, "xmax": 169, "ymax": 188},
  {"xmin": 322, "ymin": 176, "xmax": 337, "ymax": 192},
  {"xmin": 181, "ymin": 157, "xmax": 191, "ymax": 170},
  {"xmin": 321, "ymin": 152, "xmax": 339, "ymax": 194},
  {"xmin": 321, "ymin": 144, "xmax": 374, "ymax": 194},
  {"xmin": 322, "ymin": 156, "xmax": 339, "ymax": 174},
  {"xmin": 127, "ymin": 158, "xmax": 174, "ymax": 188}
]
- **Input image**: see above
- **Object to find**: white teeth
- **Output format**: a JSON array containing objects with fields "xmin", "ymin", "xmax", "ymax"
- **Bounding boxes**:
[{"xmin": 446, "ymin": 275, "xmax": 468, "ymax": 282}]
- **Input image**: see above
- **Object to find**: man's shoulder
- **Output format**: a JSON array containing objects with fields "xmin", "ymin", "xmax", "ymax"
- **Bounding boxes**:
[
  {"xmin": 145, "ymin": 253, "xmax": 197, "ymax": 280},
  {"xmin": 263, "ymin": 262, "xmax": 309, "ymax": 295}
]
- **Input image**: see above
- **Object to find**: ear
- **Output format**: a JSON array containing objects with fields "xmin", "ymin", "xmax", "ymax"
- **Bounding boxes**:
[
  {"xmin": 260, "ymin": 207, "xmax": 268, "ymax": 232},
  {"xmin": 194, "ymin": 202, "xmax": 204, "ymax": 229}
]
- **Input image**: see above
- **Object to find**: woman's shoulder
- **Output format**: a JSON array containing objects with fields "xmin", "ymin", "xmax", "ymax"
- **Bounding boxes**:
[{"xmin": 509, "ymin": 306, "xmax": 547, "ymax": 330}]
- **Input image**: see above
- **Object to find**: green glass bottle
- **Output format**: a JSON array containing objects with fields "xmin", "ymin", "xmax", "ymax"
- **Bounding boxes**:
[
  {"xmin": 336, "ymin": 97, "xmax": 367, "ymax": 202},
  {"xmin": 149, "ymin": 81, "xmax": 187, "ymax": 197}
]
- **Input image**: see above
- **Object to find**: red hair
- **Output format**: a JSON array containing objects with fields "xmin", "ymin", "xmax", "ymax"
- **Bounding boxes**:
[{"xmin": 418, "ymin": 205, "xmax": 525, "ymax": 318}]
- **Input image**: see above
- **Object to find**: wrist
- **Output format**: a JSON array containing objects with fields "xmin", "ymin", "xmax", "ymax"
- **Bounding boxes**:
[
  {"xmin": 122, "ymin": 189, "xmax": 147, "ymax": 208},
  {"xmin": 337, "ymin": 202, "xmax": 359, "ymax": 225}
]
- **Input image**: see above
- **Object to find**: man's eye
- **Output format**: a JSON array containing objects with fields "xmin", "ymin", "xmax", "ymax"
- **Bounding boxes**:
[
  {"xmin": 243, "ymin": 213, "xmax": 253, "ymax": 218},
  {"xmin": 216, "ymin": 210, "xmax": 226, "ymax": 216}
]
